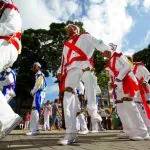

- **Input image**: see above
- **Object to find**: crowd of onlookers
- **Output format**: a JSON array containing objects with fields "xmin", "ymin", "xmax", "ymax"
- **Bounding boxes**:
[
  {"xmin": 84, "ymin": 106, "xmax": 122, "ymax": 132},
  {"xmin": 19, "ymin": 99, "xmax": 62, "ymax": 130},
  {"xmin": 19, "ymin": 99, "xmax": 122, "ymax": 132},
  {"xmin": 40, "ymin": 99, "xmax": 62, "ymax": 131},
  {"xmin": 99, "ymin": 106, "xmax": 122, "ymax": 130}
]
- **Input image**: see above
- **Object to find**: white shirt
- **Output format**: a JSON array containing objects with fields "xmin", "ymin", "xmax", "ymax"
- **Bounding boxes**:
[
  {"xmin": 31, "ymin": 71, "xmax": 45, "ymax": 95},
  {"xmin": 76, "ymin": 81, "xmax": 84, "ymax": 95},
  {"xmin": 0, "ymin": 6, "xmax": 22, "ymax": 36},
  {"xmin": 134, "ymin": 64, "xmax": 150, "ymax": 83},
  {"xmin": 108, "ymin": 53, "xmax": 137, "ymax": 83},
  {"xmin": 59, "ymin": 34, "xmax": 110, "ymax": 72},
  {"xmin": 0, "ymin": 71, "xmax": 15, "ymax": 87}
]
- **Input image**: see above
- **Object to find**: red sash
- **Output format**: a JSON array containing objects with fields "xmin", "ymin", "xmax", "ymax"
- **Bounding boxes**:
[
  {"xmin": 4, "ymin": 3, "xmax": 19, "ymax": 13},
  {"xmin": 106, "ymin": 52, "xmax": 139, "ymax": 97},
  {"xmin": 106, "ymin": 52, "xmax": 122, "ymax": 76},
  {"xmin": 60, "ymin": 33, "xmax": 93, "ymax": 93},
  {"xmin": 133, "ymin": 62, "xmax": 150, "ymax": 119},
  {"xmin": 0, "ymin": 3, "xmax": 21, "ymax": 51},
  {"xmin": 133, "ymin": 62, "xmax": 149, "ymax": 94},
  {"xmin": 137, "ymin": 77, "xmax": 150, "ymax": 119},
  {"xmin": 0, "ymin": 32, "xmax": 22, "ymax": 51},
  {"xmin": 122, "ymin": 74, "xmax": 139, "ymax": 97},
  {"xmin": 64, "ymin": 33, "xmax": 93, "ymax": 67},
  {"xmin": 59, "ymin": 56, "xmax": 67, "ymax": 94},
  {"xmin": 133, "ymin": 62, "xmax": 144, "ymax": 74}
]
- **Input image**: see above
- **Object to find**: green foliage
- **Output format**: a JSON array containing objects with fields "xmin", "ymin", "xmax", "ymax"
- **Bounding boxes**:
[
  {"xmin": 93, "ymin": 50, "xmax": 109, "ymax": 88},
  {"xmin": 13, "ymin": 21, "xmax": 88, "ymax": 113},
  {"xmin": 96, "ymin": 71, "xmax": 110, "ymax": 88}
]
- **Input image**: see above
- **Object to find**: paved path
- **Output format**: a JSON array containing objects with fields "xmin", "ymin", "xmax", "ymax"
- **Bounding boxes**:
[{"xmin": 0, "ymin": 130, "xmax": 150, "ymax": 150}]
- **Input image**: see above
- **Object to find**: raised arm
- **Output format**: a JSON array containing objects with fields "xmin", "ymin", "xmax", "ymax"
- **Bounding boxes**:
[{"xmin": 116, "ymin": 55, "xmax": 131, "ymax": 81}]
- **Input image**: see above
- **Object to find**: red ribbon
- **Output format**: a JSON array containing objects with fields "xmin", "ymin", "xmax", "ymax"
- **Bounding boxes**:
[
  {"xmin": 0, "ymin": 32, "xmax": 21, "ymax": 51},
  {"xmin": 133, "ymin": 62, "xmax": 144, "ymax": 74},
  {"xmin": 137, "ymin": 78, "xmax": 150, "ymax": 119},
  {"xmin": 59, "ymin": 56, "xmax": 67, "ymax": 94},
  {"xmin": 59, "ymin": 33, "xmax": 91, "ymax": 93},
  {"xmin": 140, "ymin": 85, "xmax": 150, "ymax": 119},
  {"xmin": 122, "ymin": 74, "xmax": 139, "ymax": 97},
  {"xmin": 4, "ymin": 3, "xmax": 19, "ymax": 13},
  {"xmin": 106, "ymin": 52, "xmax": 139, "ymax": 97}
]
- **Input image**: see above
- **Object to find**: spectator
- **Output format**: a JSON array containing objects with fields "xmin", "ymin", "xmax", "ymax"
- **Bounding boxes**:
[
  {"xmin": 43, "ymin": 100, "xmax": 52, "ymax": 131},
  {"xmin": 99, "ymin": 105, "xmax": 107, "ymax": 129},
  {"xmin": 24, "ymin": 112, "xmax": 31, "ymax": 129},
  {"xmin": 51, "ymin": 99, "xmax": 61, "ymax": 130},
  {"xmin": 19, "ymin": 120, "xmax": 25, "ymax": 130},
  {"xmin": 105, "ymin": 109, "xmax": 112, "ymax": 130}
]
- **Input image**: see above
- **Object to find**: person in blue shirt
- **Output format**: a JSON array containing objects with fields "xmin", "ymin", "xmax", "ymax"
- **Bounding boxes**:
[
  {"xmin": 0, "ymin": 67, "xmax": 16, "ymax": 103},
  {"xmin": 26, "ymin": 62, "xmax": 47, "ymax": 136}
]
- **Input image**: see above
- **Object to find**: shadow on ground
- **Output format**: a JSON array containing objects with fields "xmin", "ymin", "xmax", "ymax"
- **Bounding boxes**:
[{"xmin": 0, "ymin": 133, "xmax": 132, "ymax": 150}]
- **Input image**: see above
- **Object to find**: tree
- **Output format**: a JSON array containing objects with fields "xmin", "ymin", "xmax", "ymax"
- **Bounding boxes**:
[
  {"xmin": 12, "ymin": 21, "xmax": 86, "ymax": 113},
  {"xmin": 93, "ymin": 51, "xmax": 109, "ymax": 88},
  {"xmin": 13, "ymin": 21, "xmax": 109, "ymax": 114},
  {"xmin": 133, "ymin": 44, "xmax": 150, "ymax": 71},
  {"xmin": 13, "ymin": 28, "xmax": 52, "ymax": 113}
]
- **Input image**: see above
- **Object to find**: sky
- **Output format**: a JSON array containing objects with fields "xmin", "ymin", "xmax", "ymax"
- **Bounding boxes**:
[{"xmin": 13, "ymin": 0, "xmax": 150, "ymax": 102}]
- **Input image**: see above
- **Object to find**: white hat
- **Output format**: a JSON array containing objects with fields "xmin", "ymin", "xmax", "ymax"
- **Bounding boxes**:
[{"xmin": 33, "ymin": 62, "xmax": 41, "ymax": 68}]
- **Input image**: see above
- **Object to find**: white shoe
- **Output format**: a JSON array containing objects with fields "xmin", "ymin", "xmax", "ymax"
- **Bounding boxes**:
[
  {"xmin": 90, "ymin": 130, "xmax": 99, "ymax": 133},
  {"xmin": 143, "ymin": 135, "xmax": 150, "ymax": 140},
  {"xmin": 78, "ymin": 130, "xmax": 89, "ymax": 135},
  {"xmin": 26, "ymin": 131, "xmax": 39, "ymax": 136},
  {"xmin": 0, "ymin": 115, "xmax": 22, "ymax": 140},
  {"xmin": 130, "ymin": 136, "xmax": 144, "ymax": 141},
  {"xmin": 101, "ymin": 128, "xmax": 106, "ymax": 131},
  {"xmin": 87, "ymin": 109, "xmax": 102, "ymax": 122},
  {"xmin": 117, "ymin": 133, "xmax": 129, "ymax": 139},
  {"xmin": 58, "ymin": 133, "xmax": 77, "ymax": 145}
]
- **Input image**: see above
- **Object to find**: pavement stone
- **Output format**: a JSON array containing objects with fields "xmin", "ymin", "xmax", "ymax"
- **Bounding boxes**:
[{"xmin": 0, "ymin": 130, "xmax": 150, "ymax": 150}]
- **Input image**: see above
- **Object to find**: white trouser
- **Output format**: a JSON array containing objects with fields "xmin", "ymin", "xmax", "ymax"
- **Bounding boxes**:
[
  {"xmin": 63, "ymin": 68, "xmax": 97, "ymax": 133},
  {"xmin": 0, "ymin": 41, "xmax": 18, "ymax": 71},
  {"xmin": 19, "ymin": 124, "xmax": 24, "ymax": 129},
  {"xmin": 0, "ymin": 42, "xmax": 18, "ymax": 131},
  {"xmin": 63, "ymin": 91, "xmax": 77, "ymax": 133},
  {"xmin": 116, "ymin": 103, "xmax": 132, "ymax": 135},
  {"xmin": 30, "ymin": 109, "xmax": 39, "ymax": 132},
  {"xmin": 40, "ymin": 91, "xmax": 45, "ymax": 105},
  {"xmin": 76, "ymin": 116, "xmax": 80, "ymax": 131},
  {"xmin": 117, "ymin": 101, "xmax": 148, "ymax": 137},
  {"xmin": 24, "ymin": 121, "xmax": 30, "ymax": 129},
  {"xmin": 135, "ymin": 103, "xmax": 150, "ymax": 128},
  {"xmin": 134, "ymin": 92, "xmax": 150, "ymax": 129},
  {"xmin": 43, "ymin": 113, "xmax": 50, "ymax": 130},
  {"xmin": 5, "ymin": 89, "xmax": 16, "ymax": 103},
  {"xmin": 76, "ymin": 113, "xmax": 88, "ymax": 131},
  {"xmin": 5, "ymin": 93, "xmax": 13, "ymax": 103},
  {"xmin": 91, "ymin": 118, "xmax": 99, "ymax": 131},
  {"xmin": 81, "ymin": 71, "xmax": 97, "ymax": 110},
  {"xmin": 0, "ymin": 91, "xmax": 17, "ymax": 131}
]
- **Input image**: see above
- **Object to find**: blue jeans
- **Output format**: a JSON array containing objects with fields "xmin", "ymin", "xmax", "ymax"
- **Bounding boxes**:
[{"xmin": 51, "ymin": 115, "xmax": 59, "ymax": 127}]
